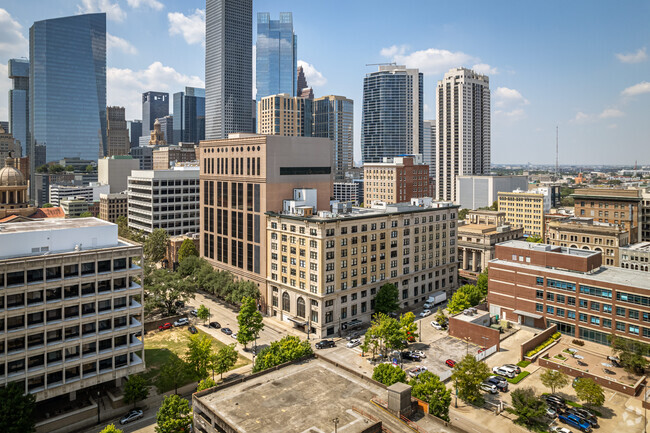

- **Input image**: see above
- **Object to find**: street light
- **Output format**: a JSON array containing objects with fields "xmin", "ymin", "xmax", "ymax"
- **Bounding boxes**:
[
  {"xmin": 96, "ymin": 389, "xmax": 101, "ymax": 424},
  {"xmin": 332, "ymin": 417, "xmax": 340, "ymax": 433}
]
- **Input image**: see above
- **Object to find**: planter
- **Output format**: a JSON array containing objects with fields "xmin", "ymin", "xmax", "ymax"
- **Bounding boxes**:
[{"xmin": 524, "ymin": 339, "xmax": 561, "ymax": 362}]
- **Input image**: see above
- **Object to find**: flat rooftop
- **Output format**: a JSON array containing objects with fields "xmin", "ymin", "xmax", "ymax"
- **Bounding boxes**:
[
  {"xmin": 0, "ymin": 217, "xmax": 113, "ymax": 234},
  {"xmin": 268, "ymin": 202, "xmax": 458, "ymax": 222},
  {"xmin": 453, "ymin": 309, "xmax": 491, "ymax": 323},
  {"xmin": 497, "ymin": 240, "xmax": 599, "ymax": 258},
  {"xmin": 622, "ymin": 242, "xmax": 650, "ymax": 252}
]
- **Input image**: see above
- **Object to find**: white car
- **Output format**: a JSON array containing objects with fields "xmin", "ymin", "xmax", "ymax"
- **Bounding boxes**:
[
  {"xmin": 423, "ymin": 302, "xmax": 433, "ymax": 309},
  {"xmin": 231, "ymin": 332, "xmax": 238, "ymax": 339},
  {"xmin": 173, "ymin": 318, "xmax": 189, "ymax": 327},
  {"xmin": 346, "ymin": 339, "xmax": 361, "ymax": 348},
  {"xmin": 407, "ymin": 366, "xmax": 428, "ymax": 378},
  {"xmin": 492, "ymin": 366, "xmax": 515, "ymax": 378},
  {"xmin": 550, "ymin": 427, "xmax": 571, "ymax": 433},
  {"xmin": 411, "ymin": 350, "xmax": 426, "ymax": 359},
  {"xmin": 431, "ymin": 320, "xmax": 443, "ymax": 330},
  {"xmin": 120, "ymin": 409, "xmax": 144, "ymax": 425},
  {"xmin": 480, "ymin": 382, "xmax": 498, "ymax": 394},
  {"xmin": 419, "ymin": 309, "xmax": 432, "ymax": 318}
]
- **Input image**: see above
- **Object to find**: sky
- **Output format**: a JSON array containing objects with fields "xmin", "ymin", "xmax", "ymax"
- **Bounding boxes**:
[{"xmin": 0, "ymin": 0, "xmax": 649, "ymax": 165}]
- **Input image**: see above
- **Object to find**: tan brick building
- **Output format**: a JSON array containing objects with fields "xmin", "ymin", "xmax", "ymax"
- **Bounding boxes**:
[
  {"xmin": 106, "ymin": 107, "xmax": 130, "ymax": 157},
  {"xmin": 257, "ymin": 94, "xmax": 312, "ymax": 137},
  {"xmin": 364, "ymin": 156, "xmax": 430, "ymax": 207},
  {"xmin": 152, "ymin": 144, "xmax": 198, "ymax": 170},
  {"xmin": 498, "ymin": 188, "xmax": 550, "ymax": 237},
  {"xmin": 99, "ymin": 193, "xmax": 128, "ymax": 223}
]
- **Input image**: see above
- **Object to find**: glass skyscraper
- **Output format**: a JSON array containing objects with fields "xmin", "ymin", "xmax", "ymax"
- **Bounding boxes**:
[
  {"xmin": 29, "ymin": 13, "xmax": 106, "ymax": 166},
  {"xmin": 8, "ymin": 58, "xmax": 29, "ymax": 156},
  {"xmin": 255, "ymin": 12, "xmax": 297, "ymax": 102},
  {"xmin": 361, "ymin": 65, "xmax": 423, "ymax": 164},
  {"xmin": 173, "ymin": 87, "xmax": 206, "ymax": 145},
  {"xmin": 142, "ymin": 91, "xmax": 169, "ymax": 138},
  {"xmin": 313, "ymin": 95, "xmax": 354, "ymax": 180}
]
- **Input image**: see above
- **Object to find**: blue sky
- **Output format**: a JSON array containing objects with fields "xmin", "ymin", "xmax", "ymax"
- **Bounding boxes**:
[{"xmin": 0, "ymin": 0, "xmax": 648, "ymax": 165}]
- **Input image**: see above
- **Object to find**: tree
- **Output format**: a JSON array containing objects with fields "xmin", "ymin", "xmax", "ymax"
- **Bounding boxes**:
[
  {"xmin": 100, "ymin": 424, "xmax": 123, "ymax": 433},
  {"xmin": 146, "ymin": 269, "xmax": 196, "ymax": 316},
  {"xmin": 574, "ymin": 378, "xmax": 605, "ymax": 407},
  {"xmin": 123, "ymin": 375, "xmax": 149, "ymax": 409},
  {"xmin": 237, "ymin": 296, "xmax": 264, "ymax": 349},
  {"xmin": 156, "ymin": 357, "xmax": 191, "ymax": 394},
  {"xmin": 399, "ymin": 312, "xmax": 419, "ymax": 343},
  {"xmin": 212, "ymin": 343, "xmax": 239, "ymax": 380},
  {"xmin": 177, "ymin": 239, "xmax": 199, "ymax": 264},
  {"xmin": 458, "ymin": 208, "xmax": 469, "ymax": 220},
  {"xmin": 360, "ymin": 337, "xmax": 370, "ymax": 357},
  {"xmin": 186, "ymin": 333, "xmax": 215, "ymax": 380},
  {"xmin": 79, "ymin": 211, "xmax": 93, "ymax": 218},
  {"xmin": 41, "ymin": 202, "xmax": 53, "ymax": 208},
  {"xmin": 451, "ymin": 354, "xmax": 491, "ymax": 406},
  {"xmin": 144, "ymin": 228, "xmax": 170, "ymax": 263},
  {"xmin": 526, "ymin": 234, "xmax": 543, "ymax": 243},
  {"xmin": 610, "ymin": 334, "xmax": 650, "ymax": 374},
  {"xmin": 197, "ymin": 378, "xmax": 217, "ymax": 392},
  {"xmin": 365, "ymin": 313, "xmax": 406, "ymax": 357},
  {"xmin": 447, "ymin": 290, "xmax": 471, "ymax": 314},
  {"xmin": 372, "ymin": 363, "xmax": 407, "ymax": 386},
  {"xmin": 36, "ymin": 164, "xmax": 49, "ymax": 174},
  {"xmin": 435, "ymin": 307, "xmax": 447, "ymax": 326},
  {"xmin": 375, "ymin": 283, "xmax": 399, "ymax": 315},
  {"xmin": 49, "ymin": 164, "xmax": 65, "ymax": 173},
  {"xmin": 476, "ymin": 268, "xmax": 489, "ymax": 298},
  {"xmin": 253, "ymin": 336, "xmax": 313, "ymax": 372},
  {"xmin": 539, "ymin": 368, "xmax": 569, "ymax": 394},
  {"xmin": 409, "ymin": 371, "xmax": 451, "ymax": 421},
  {"xmin": 0, "ymin": 382, "xmax": 36, "ymax": 433},
  {"xmin": 197, "ymin": 304, "xmax": 211, "ymax": 324},
  {"xmin": 506, "ymin": 388, "xmax": 547, "ymax": 429},
  {"xmin": 85, "ymin": 164, "xmax": 94, "ymax": 173},
  {"xmin": 116, "ymin": 215, "xmax": 131, "ymax": 239},
  {"xmin": 155, "ymin": 394, "xmax": 193, "ymax": 433},
  {"xmin": 64, "ymin": 165, "xmax": 74, "ymax": 172}
]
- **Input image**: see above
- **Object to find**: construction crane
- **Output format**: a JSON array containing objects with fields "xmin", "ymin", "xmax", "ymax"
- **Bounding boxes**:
[{"xmin": 365, "ymin": 62, "xmax": 397, "ymax": 67}]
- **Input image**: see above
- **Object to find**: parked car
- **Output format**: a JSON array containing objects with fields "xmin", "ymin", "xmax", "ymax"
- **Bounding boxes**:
[
  {"xmin": 431, "ymin": 320, "xmax": 444, "ymax": 330},
  {"xmin": 545, "ymin": 406, "xmax": 558, "ymax": 419},
  {"xmin": 346, "ymin": 332, "xmax": 361, "ymax": 341},
  {"xmin": 346, "ymin": 339, "xmax": 361, "ymax": 348},
  {"xmin": 550, "ymin": 427, "xmax": 571, "ymax": 433},
  {"xmin": 231, "ymin": 332, "xmax": 238, "ymax": 339},
  {"xmin": 221, "ymin": 327, "xmax": 233, "ymax": 335},
  {"xmin": 566, "ymin": 409, "xmax": 598, "ymax": 428},
  {"xmin": 208, "ymin": 321, "xmax": 221, "ymax": 329},
  {"xmin": 419, "ymin": 309, "xmax": 432, "ymax": 318},
  {"xmin": 173, "ymin": 318, "xmax": 189, "ymax": 327},
  {"xmin": 315, "ymin": 339, "xmax": 336, "ymax": 349},
  {"xmin": 492, "ymin": 366, "xmax": 515, "ymax": 378},
  {"xmin": 480, "ymin": 382, "xmax": 498, "ymax": 394},
  {"xmin": 158, "ymin": 322, "xmax": 172, "ymax": 331},
  {"xmin": 559, "ymin": 413, "xmax": 592, "ymax": 432},
  {"xmin": 190, "ymin": 309, "xmax": 198, "ymax": 317},
  {"xmin": 188, "ymin": 325, "xmax": 198, "ymax": 334},
  {"xmin": 445, "ymin": 359, "xmax": 456, "ymax": 368},
  {"xmin": 572, "ymin": 407, "xmax": 597, "ymax": 423},
  {"xmin": 543, "ymin": 394, "xmax": 567, "ymax": 409},
  {"xmin": 407, "ymin": 366, "xmax": 428, "ymax": 378},
  {"xmin": 401, "ymin": 351, "xmax": 421, "ymax": 361},
  {"xmin": 120, "ymin": 409, "xmax": 144, "ymax": 425},
  {"xmin": 503, "ymin": 364, "xmax": 521, "ymax": 374},
  {"xmin": 411, "ymin": 350, "xmax": 426, "ymax": 359},
  {"xmin": 485, "ymin": 376, "xmax": 508, "ymax": 392}
]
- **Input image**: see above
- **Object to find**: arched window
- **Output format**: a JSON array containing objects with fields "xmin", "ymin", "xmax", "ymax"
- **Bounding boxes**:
[
  {"xmin": 282, "ymin": 292, "xmax": 290, "ymax": 312},
  {"xmin": 582, "ymin": 246, "xmax": 590, "ymax": 250},
  {"xmin": 297, "ymin": 297, "xmax": 305, "ymax": 318}
]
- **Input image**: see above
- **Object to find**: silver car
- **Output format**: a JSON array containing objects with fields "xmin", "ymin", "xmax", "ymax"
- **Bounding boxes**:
[{"xmin": 120, "ymin": 409, "xmax": 144, "ymax": 425}]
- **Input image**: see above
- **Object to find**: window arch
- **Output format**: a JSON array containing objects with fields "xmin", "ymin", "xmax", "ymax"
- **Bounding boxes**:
[
  {"xmin": 297, "ymin": 297, "xmax": 306, "ymax": 318},
  {"xmin": 282, "ymin": 292, "xmax": 290, "ymax": 312}
]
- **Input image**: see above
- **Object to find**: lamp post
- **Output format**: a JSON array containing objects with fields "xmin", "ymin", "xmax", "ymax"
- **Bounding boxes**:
[
  {"xmin": 96, "ymin": 389, "xmax": 101, "ymax": 424},
  {"xmin": 454, "ymin": 378, "xmax": 458, "ymax": 408},
  {"xmin": 332, "ymin": 417, "xmax": 340, "ymax": 433}
]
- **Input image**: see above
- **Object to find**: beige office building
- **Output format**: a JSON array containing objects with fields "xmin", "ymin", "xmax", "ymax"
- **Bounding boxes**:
[
  {"xmin": 257, "ymin": 94, "xmax": 312, "ymax": 137},
  {"xmin": 152, "ymin": 144, "xmax": 199, "ymax": 170},
  {"xmin": 99, "ymin": 193, "xmax": 128, "ymax": 223},
  {"xmin": 106, "ymin": 107, "xmax": 130, "ymax": 157},
  {"xmin": 98, "ymin": 156, "xmax": 140, "ymax": 194},
  {"xmin": 364, "ymin": 156, "xmax": 430, "ymax": 206},
  {"xmin": 498, "ymin": 189, "xmax": 551, "ymax": 237}
]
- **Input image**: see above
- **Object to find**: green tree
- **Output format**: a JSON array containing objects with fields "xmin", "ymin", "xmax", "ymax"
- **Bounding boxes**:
[
  {"xmin": 375, "ymin": 283, "xmax": 400, "ymax": 315},
  {"xmin": 399, "ymin": 312, "xmax": 419, "ymax": 343},
  {"xmin": 526, "ymin": 234, "xmax": 543, "ymax": 243},
  {"xmin": 253, "ymin": 336, "xmax": 313, "ymax": 372},
  {"xmin": 177, "ymin": 239, "xmax": 199, "ymax": 264},
  {"xmin": 64, "ymin": 165, "xmax": 74, "ymax": 172},
  {"xmin": 197, "ymin": 304, "xmax": 211, "ymax": 324},
  {"xmin": 360, "ymin": 337, "xmax": 370, "ymax": 357},
  {"xmin": 476, "ymin": 268, "xmax": 489, "ymax": 298},
  {"xmin": 100, "ymin": 424, "xmax": 123, "ymax": 433},
  {"xmin": 435, "ymin": 307, "xmax": 447, "ymax": 326},
  {"xmin": 610, "ymin": 334, "xmax": 650, "ymax": 374},
  {"xmin": 85, "ymin": 164, "xmax": 94, "ymax": 173},
  {"xmin": 156, "ymin": 357, "xmax": 191, "ymax": 394},
  {"xmin": 539, "ymin": 368, "xmax": 569, "ymax": 394},
  {"xmin": 155, "ymin": 394, "xmax": 193, "ymax": 433},
  {"xmin": 237, "ymin": 296, "xmax": 264, "ymax": 349},
  {"xmin": 78, "ymin": 211, "xmax": 93, "ymax": 218},
  {"xmin": 197, "ymin": 378, "xmax": 217, "ymax": 392},
  {"xmin": 409, "ymin": 371, "xmax": 451, "ymax": 421},
  {"xmin": 372, "ymin": 363, "xmax": 407, "ymax": 386},
  {"xmin": 41, "ymin": 202, "xmax": 53, "ymax": 208},
  {"xmin": 458, "ymin": 208, "xmax": 469, "ymax": 220},
  {"xmin": 49, "ymin": 164, "xmax": 65, "ymax": 173},
  {"xmin": 574, "ymin": 378, "xmax": 605, "ymax": 407},
  {"xmin": 123, "ymin": 375, "xmax": 149, "ymax": 409},
  {"xmin": 36, "ymin": 164, "xmax": 49, "ymax": 174},
  {"xmin": 506, "ymin": 388, "xmax": 547, "ymax": 429},
  {"xmin": 0, "ymin": 382, "xmax": 36, "ymax": 433},
  {"xmin": 212, "ymin": 343, "xmax": 239, "ymax": 380},
  {"xmin": 116, "ymin": 215, "xmax": 131, "ymax": 239},
  {"xmin": 186, "ymin": 333, "xmax": 214, "ymax": 380},
  {"xmin": 447, "ymin": 290, "xmax": 471, "ymax": 314},
  {"xmin": 367, "ymin": 313, "xmax": 406, "ymax": 356},
  {"xmin": 451, "ymin": 354, "xmax": 491, "ymax": 406},
  {"xmin": 146, "ymin": 269, "xmax": 196, "ymax": 316},
  {"xmin": 144, "ymin": 228, "xmax": 170, "ymax": 263}
]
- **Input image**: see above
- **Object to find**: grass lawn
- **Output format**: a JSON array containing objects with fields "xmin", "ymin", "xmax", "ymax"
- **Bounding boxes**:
[
  {"xmin": 517, "ymin": 360, "xmax": 531, "ymax": 368},
  {"xmin": 507, "ymin": 371, "xmax": 531, "ymax": 384},
  {"xmin": 143, "ymin": 327, "xmax": 250, "ymax": 391},
  {"xmin": 554, "ymin": 354, "xmax": 567, "ymax": 361}
]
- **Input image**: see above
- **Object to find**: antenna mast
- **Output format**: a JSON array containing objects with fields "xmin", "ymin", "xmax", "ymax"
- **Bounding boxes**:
[{"xmin": 555, "ymin": 126, "xmax": 559, "ymax": 180}]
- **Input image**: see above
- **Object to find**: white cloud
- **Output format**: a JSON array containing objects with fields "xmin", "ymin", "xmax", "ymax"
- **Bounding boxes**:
[
  {"xmin": 380, "ymin": 45, "xmax": 497, "ymax": 76},
  {"xmin": 379, "ymin": 45, "xmax": 408, "ymax": 58},
  {"xmin": 571, "ymin": 111, "xmax": 591, "ymax": 123},
  {"xmin": 0, "ymin": 8, "xmax": 29, "ymax": 59},
  {"xmin": 168, "ymin": 9, "xmax": 205, "ymax": 45},
  {"xmin": 76, "ymin": 0, "xmax": 126, "ymax": 22},
  {"xmin": 107, "ymin": 33, "xmax": 138, "ymax": 55},
  {"xmin": 599, "ymin": 108, "xmax": 624, "ymax": 119},
  {"xmin": 621, "ymin": 81, "xmax": 650, "ymax": 97},
  {"xmin": 615, "ymin": 47, "xmax": 647, "ymax": 64},
  {"xmin": 570, "ymin": 108, "xmax": 624, "ymax": 123},
  {"xmin": 472, "ymin": 63, "xmax": 498, "ymax": 75},
  {"xmin": 297, "ymin": 60, "xmax": 327, "ymax": 87},
  {"xmin": 107, "ymin": 62, "xmax": 204, "ymax": 119},
  {"xmin": 126, "ymin": 0, "xmax": 164, "ymax": 10},
  {"xmin": 493, "ymin": 87, "xmax": 529, "ymax": 108}
]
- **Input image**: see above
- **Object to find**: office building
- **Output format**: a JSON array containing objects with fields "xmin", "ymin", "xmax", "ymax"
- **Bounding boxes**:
[
  {"xmin": 498, "ymin": 188, "xmax": 551, "ymax": 237},
  {"xmin": 49, "ymin": 183, "xmax": 109, "ymax": 206},
  {"xmin": 457, "ymin": 210, "xmax": 523, "ymax": 278},
  {"xmin": 29, "ymin": 13, "xmax": 107, "ymax": 167},
  {"xmin": 256, "ymin": 94, "xmax": 312, "ymax": 137},
  {"xmin": 313, "ymin": 95, "xmax": 354, "ymax": 181},
  {"xmin": 363, "ymin": 156, "xmax": 429, "ymax": 206},
  {"xmin": 141, "ymin": 92, "xmax": 169, "ymax": 138},
  {"xmin": 106, "ymin": 107, "xmax": 130, "ymax": 157},
  {"xmin": 166, "ymin": 233, "xmax": 200, "ymax": 270},
  {"xmin": 127, "ymin": 120, "xmax": 142, "ymax": 149},
  {"xmin": 60, "ymin": 198, "xmax": 89, "ymax": 217},
  {"xmin": 296, "ymin": 65, "xmax": 313, "ymax": 99},
  {"xmin": 152, "ymin": 144, "xmax": 198, "ymax": 170},
  {"xmin": 266, "ymin": 196, "xmax": 458, "ymax": 338},
  {"xmin": 173, "ymin": 87, "xmax": 206, "ymax": 145},
  {"xmin": 333, "ymin": 181, "xmax": 363, "ymax": 206},
  {"xmin": 487, "ymin": 240, "xmax": 650, "ymax": 346},
  {"xmin": 620, "ymin": 242, "xmax": 650, "ymax": 272},
  {"xmin": 199, "ymin": 134, "xmax": 333, "ymax": 294},
  {"xmin": 8, "ymin": 58, "xmax": 29, "ymax": 154},
  {"xmin": 422, "ymin": 120, "xmax": 435, "ymax": 179},
  {"xmin": 156, "ymin": 115, "xmax": 174, "ymax": 145},
  {"xmin": 362, "ymin": 65, "xmax": 423, "ymax": 164},
  {"xmin": 205, "ymin": 0, "xmax": 254, "ymax": 139},
  {"xmin": 99, "ymin": 193, "xmax": 128, "ymax": 223},
  {"xmin": 148, "ymin": 119, "xmax": 166, "ymax": 145},
  {"xmin": 127, "ymin": 167, "xmax": 200, "ymax": 235},
  {"xmin": 0, "ymin": 218, "xmax": 144, "ymax": 405},
  {"xmin": 435, "ymin": 68, "xmax": 490, "ymax": 202},
  {"xmin": 571, "ymin": 188, "xmax": 642, "ymax": 244},
  {"xmin": 130, "ymin": 146, "xmax": 156, "ymax": 170},
  {"xmin": 98, "ymin": 156, "xmax": 140, "ymax": 194},
  {"xmin": 255, "ymin": 12, "xmax": 297, "ymax": 102},
  {"xmin": 0, "ymin": 125, "xmax": 22, "ymax": 168},
  {"xmin": 456, "ymin": 175, "xmax": 528, "ymax": 210}
]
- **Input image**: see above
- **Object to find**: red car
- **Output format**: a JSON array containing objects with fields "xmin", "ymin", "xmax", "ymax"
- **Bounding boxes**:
[
  {"xmin": 445, "ymin": 359, "xmax": 456, "ymax": 368},
  {"xmin": 158, "ymin": 322, "xmax": 172, "ymax": 331}
]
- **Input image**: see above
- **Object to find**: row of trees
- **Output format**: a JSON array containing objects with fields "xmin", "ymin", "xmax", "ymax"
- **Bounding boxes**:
[
  {"xmin": 252, "ymin": 335, "xmax": 313, "ymax": 372},
  {"xmin": 36, "ymin": 164, "xmax": 95, "ymax": 174},
  {"xmin": 360, "ymin": 312, "xmax": 418, "ymax": 359}
]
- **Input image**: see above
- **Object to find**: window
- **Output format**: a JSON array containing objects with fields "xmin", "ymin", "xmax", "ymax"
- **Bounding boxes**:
[
  {"xmin": 616, "ymin": 321, "xmax": 625, "ymax": 331},
  {"xmin": 547, "ymin": 306, "xmax": 554, "ymax": 314},
  {"xmin": 590, "ymin": 301, "xmax": 600, "ymax": 311},
  {"xmin": 536, "ymin": 277, "xmax": 544, "ymax": 286},
  {"xmin": 616, "ymin": 307, "xmax": 626, "ymax": 317},
  {"xmin": 536, "ymin": 303, "xmax": 543, "ymax": 312},
  {"xmin": 580, "ymin": 285, "xmax": 612, "ymax": 299},
  {"xmin": 547, "ymin": 279, "xmax": 575, "ymax": 291},
  {"xmin": 567, "ymin": 310, "xmax": 576, "ymax": 319},
  {"xmin": 590, "ymin": 316, "xmax": 600, "ymax": 325},
  {"xmin": 629, "ymin": 324, "xmax": 640, "ymax": 335},
  {"xmin": 579, "ymin": 313, "xmax": 587, "ymax": 322},
  {"xmin": 282, "ymin": 292, "xmax": 290, "ymax": 312},
  {"xmin": 547, "ymin": 292, "xmax": 555, "ymax": 301},
  {"xmin": 579, "ymin": 299, "xmax": 588, "ymax": 309}
]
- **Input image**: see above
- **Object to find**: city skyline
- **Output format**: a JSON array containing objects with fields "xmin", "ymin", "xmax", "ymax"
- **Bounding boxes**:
[{"xmin": 0, "ymin": 1, "xmax": 647, "ymax": 164}]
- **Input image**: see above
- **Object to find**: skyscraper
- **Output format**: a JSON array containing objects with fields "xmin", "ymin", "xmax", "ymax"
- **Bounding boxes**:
[
  {"xmin": 127, "ymin": 120, "xmax": 142, "ymax": 148},
  {"xmin": 257, "ymin": 94, "xmax": 312, "ymax": 137},
  {"xmin": 435, "ymin": 67, "xmax": 490, "ymax": 202},
  {"xmin": 422, "ymin": 120, "xmax": 435, "ymax": 179},
  {"xmin": 8, "ymin": 58, "xmax": 29, "ymax": 155},
  {"xmin": 29, "ymin": 13, "xmax": 107, "ymax": 164},
  {"xmin": 255, "ymin": 12, "xmax": 297, "ymax": 102},
  {"xmin": 313, "ymin": 95, "xmax": 354, "ymax": 180},
  {"xmin": 205, "ymin": 0, "xmax": 254, "ymax": 140},
  {"xmin": 361, "ymin": 65, "xmax": 423, "ymax": 164},
  {"xmin": 106, "ymin": 106, "xmax": 130, "ymax": 156},
  {"xmin": 142, "ymin": 91, "xmax": 169, "ymax": 138},
  {"xmin": 156, "ymin": 115, "xmax": 174, "ymax": 145},
  {"xmin": 296, "ymin": 65, "xmax": 313, "ymax": 99},
  {"xmin": 173, "ymin": 87, "xmax": 206, "ymax": 145}
]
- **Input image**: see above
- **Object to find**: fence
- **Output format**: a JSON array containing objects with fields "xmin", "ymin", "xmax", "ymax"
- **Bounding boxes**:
[{"xmin": 475, "ymin": 344, "xmax": 498, "ymax": 362}]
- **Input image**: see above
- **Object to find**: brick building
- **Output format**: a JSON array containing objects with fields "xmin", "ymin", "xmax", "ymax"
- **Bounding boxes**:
[{"xmin": 364, "ymin": 156, "xmax": 430, "ymax": 207}]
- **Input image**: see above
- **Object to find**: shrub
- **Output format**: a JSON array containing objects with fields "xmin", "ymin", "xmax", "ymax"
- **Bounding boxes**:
[
  {"xmin": 507, "ymin": 371, "xmax": 531, "ymax": 384},
  {"xmin": 517, "ymin": 360, "xmax": 531, "ymax": 368},
  {"xmin": 552, "ymin": 332, "xmax": 561, "ymax": 339},
  {"xmin": 526, "ymin": 333, "xmax": 562, "ymax": 358},
  {"xmin": 572, "ymin": 339, "xmax": 585, "ymax": 346}
]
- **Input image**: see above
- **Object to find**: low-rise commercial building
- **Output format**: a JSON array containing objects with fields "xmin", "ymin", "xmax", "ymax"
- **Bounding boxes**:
[
  {"xmin": 166, "ymin": 233, "xmax": 200, "ymax": 269},
  {"xmin": 498, "ymin": 188, "xmax": 551, "ymax": 237},
  {"xmin": 61, "ymin": 198, "xmax": 89, "ymax": 217},
  {"xmin": 364, "ymin": 156, "xmax": 429, "ymax": 207},
  {"xmin": 99, "ymin": 193, "xmax": 128, "ymax": 223},
  {"xmin": 49, "ymin": 183, "xmax": 110, "ymax": 206},
  {"xmin": 620, "ymin": 242, "xmax": 650, "ymax": 272},
  {"xmin": 333, "ymin": 181, "xmax": 363, "ymax": 206}
]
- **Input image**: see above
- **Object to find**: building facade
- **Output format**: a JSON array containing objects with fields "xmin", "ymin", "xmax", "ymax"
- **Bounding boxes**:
[
  {"xmin": 333, "ymin": 181, "xmax": 363, "ymax": 206},
  {"xmin": 296, "ymin": 65, "xmax": 313, "ymax": 99},
  {"xmin": 166, "ymin": 233, "xmax": 201, "ymax": 270},
  {"xmin": 362, "ymin": 65, "xmax": 423, "ymax": 164},
  {"xmin": 422, "ymin": 120, "xmax": 435, "ymax": 179},
  {"xmin": 127, "ymin": 120, "xmax": 142, "ymax": 149},
  {"xmin": 106, "ymin": 107, "xmax": 130, "ymax": 157},
  {"xmin": 205, "ymin": 0, "xmax": 254, "ymax": 139},
  {"xmin": 364, "ymin": 156, "xmax": 429, "ymax": 206},
  {"xmin": 130, "ymin": 146, "xmax": 156, "ymax": 171},
  {"xmin": 435, "ymin": 68, "xmax": 491, "ymax": 202},
  {"xmin": 0, "ymin": 158, "xmax": 34, "ymax": 220},
  {"xmin": 99, "ymin": 193, "xmax": 128, "ymax": 223},
  {"xmin": 255, "ymin": 12, "xmax": 297, "ymax": 102},
  {"xmin": 457, "ymin": 175, "xmax": 528, "ymax": 210},
  {"xmin": 98, "ymin": 156, "xmax": 140, "ymax": 194},
  {"xmin": 487, "ymin": 240, "xmax": 650, "ymax": 346},
  {"xmin": 156, "ymin": 115, "xmax": 174, "ymax": 146},
  {"xmin": 141, "ymin": 92, "xmax": 169, "ymax": 139},
  {"xmin": 498, "ymin": 188, "xmax": 551, "ymax": 237},
  {"xmin": 173, "ymin": 87, "xmax": 205, "ymax": 145},
  {"xmin": 48, "ymin": 183, "xmax": 109, "ymax": 206},
  {"xmin": 313, "ymin": 95, "xmax": 354, "ymax": 181},
  {"xmin": 0, "ymin": 218, "xmax": 144, "ymax": 402},
  {"xmin": 152, "ymin": 145, "xmax": 198, "ymax": 170},
  {"xmin": 620, "ymin": 242, "xmax": 650, "ymax": 272},
  {"xmin": 256, "ymin": 94, "xmax": 312, "ymax": 137},
  {"xmin": 8, "ymin": 58, "xmax": 29, "ymax": 155},
  {"xmin": 0, "ymin": 125, "xmax": 21, "ymax": 168}
]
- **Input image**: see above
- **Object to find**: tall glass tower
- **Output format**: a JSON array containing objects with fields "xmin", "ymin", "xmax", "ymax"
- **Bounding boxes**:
[
  {"xmin": 173, "ymin": 87, "xmax": 206, "ymax": 145},
  {"xmin": 8, "ymin": 59, "xmax": 29, "ymax": 156},
  {"xmin": 255, "ymin": 12, "xmax": 297, "ymax": 102},
  {"xmin": 29, "ymin": 13, "xmax": 106, "ymax": 166},
  {"xmin": 313, "ymin": 95, "xmax": 354, "ymax": 180}
]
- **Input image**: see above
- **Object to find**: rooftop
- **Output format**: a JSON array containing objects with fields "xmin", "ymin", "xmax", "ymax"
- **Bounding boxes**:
[
  {"xmin": 497, "ymin": 240, "xmax": 599, "ymax": 258},
  {"xmin": 622, "ymin": 242, "xmax": 650, "ymax": 252},
  {"xmin": 453, "ymin": 308, "xmax": 491, "ymax": 323},
  {"xmin": 0, "ymin": 217, "xmax": 113, "ymax": 234}
]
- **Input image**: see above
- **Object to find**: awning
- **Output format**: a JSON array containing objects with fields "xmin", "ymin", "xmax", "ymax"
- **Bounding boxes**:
[
  {"xmin": 287, "ymin": 316, "xmax": 308, "ymax": 326},
  {"xmin": 512, "ymin": 310, "xmax": 543, "ymax": 320}
]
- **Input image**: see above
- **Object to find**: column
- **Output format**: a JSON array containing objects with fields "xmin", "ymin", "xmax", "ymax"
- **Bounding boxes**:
[
  {"xmin": 472, "ymin": 250, "xmax": 479, "ymax": 272},
  {"xmin": 462, "ymin": 248, "xmax": 469, "ymax": 270}
]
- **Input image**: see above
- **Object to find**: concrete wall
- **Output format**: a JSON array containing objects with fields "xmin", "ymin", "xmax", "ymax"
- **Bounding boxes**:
[
  {"xmin": 520, "ymin": 324, "xmax": 557, "ymax": 361},
  {"xmin": 448, "ymin": 315, "xmax": 501, "ymax": 351}
]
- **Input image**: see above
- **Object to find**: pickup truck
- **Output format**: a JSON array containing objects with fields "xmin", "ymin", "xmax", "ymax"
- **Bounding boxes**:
[{"xmin": 558, "ymin": 413, "xmax": 592, "ymax": 432}]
